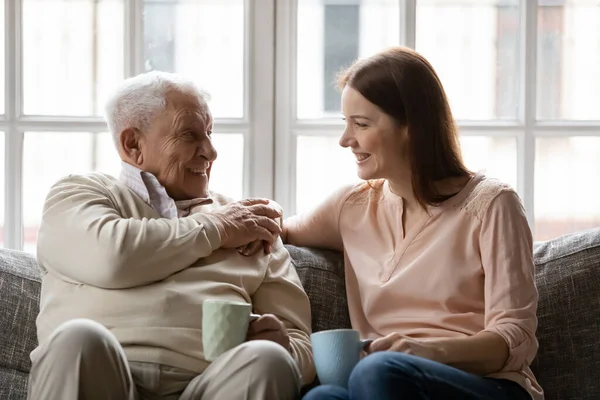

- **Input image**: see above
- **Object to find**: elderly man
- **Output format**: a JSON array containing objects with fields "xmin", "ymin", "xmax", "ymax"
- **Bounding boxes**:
[{"xmin": 27, "ymin": 71, "xmax": 315, "ymax": 400}]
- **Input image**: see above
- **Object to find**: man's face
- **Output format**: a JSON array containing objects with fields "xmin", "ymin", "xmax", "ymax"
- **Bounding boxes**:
[{"xmin": 138, "ymin": 90, "xmax": 217, "ymax": 200}]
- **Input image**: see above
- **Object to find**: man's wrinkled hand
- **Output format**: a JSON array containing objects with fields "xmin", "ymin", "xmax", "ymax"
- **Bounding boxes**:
[
  {"xmin": 246, "ymin": 314, "xmax": 290, "ymax": 351},
  {"xmin": 237, "ymin": 201, "xmax": 283, "ymax": 256},
  {"xmin": 206, "ymin": 198, "xmax": 282, "ymax": 250}
]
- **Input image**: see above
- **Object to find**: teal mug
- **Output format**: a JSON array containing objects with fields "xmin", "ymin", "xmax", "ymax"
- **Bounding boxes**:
[{"xmin": 310, "ymin": 329, "xmax": 373, "ymax": 388}]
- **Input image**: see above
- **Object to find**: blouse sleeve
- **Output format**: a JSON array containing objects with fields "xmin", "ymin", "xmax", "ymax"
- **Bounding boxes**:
[
  {"xmin": 480, "ymin": 190, "xmax": 539, "ymax": 372},
  {"xmin": 283, "ymin": 184, "xmax": 355, "ymax": 252}
]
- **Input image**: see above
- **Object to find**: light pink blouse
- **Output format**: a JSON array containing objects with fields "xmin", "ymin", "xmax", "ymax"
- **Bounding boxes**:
[{"xmin": 285, "ymin": 172, "xmax": 543, "ymax": 399}]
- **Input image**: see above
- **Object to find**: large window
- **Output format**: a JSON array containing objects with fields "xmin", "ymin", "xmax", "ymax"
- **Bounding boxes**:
[
  {"xmin": 276, "ymin": 0, "xmax": 600, "ymax": 240},
  {"xmin": 1, "ymin": 0, "xmax": 599, "ymax": 252},
  {"xmin": 1, "ymin": 0, "xmax": 272, "ymax": 252}
]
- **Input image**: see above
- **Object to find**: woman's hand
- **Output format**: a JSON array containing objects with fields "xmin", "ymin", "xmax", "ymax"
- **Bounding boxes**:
[
  {"xmin": 368, "ymin": 331, "xmax": 509, "ymax": 375},
  {"xmin": 368, "ymin": 333, "xmax": 445, "ymax": 363}
]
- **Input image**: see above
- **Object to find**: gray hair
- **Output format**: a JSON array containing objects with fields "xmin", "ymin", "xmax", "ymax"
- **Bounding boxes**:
[{"xmin": 104, "ymin": 71, "xmax": 210, "ymax": 146}]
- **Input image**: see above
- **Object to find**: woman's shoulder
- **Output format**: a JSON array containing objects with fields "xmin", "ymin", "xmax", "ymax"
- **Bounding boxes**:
[
  {"xmin": 342, "ymin": 179, "xmax": 387, "ymax": 205},
  {"xmin": 459, "ymin": 175, "xmax": 519, "ymax": 221}
]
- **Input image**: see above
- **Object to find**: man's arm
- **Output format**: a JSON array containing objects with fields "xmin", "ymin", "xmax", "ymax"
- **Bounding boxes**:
[
  {"xmin": 37, "ymin": 174, "xmax": 222, "ymax": 289},
  {"xmin": 250, "ymin": 240, "xmax": 316, "ymax": 385}
]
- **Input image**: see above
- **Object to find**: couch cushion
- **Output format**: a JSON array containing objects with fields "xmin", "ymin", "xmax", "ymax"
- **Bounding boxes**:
[
  {"xmin": 0, "ymin": 249, "xmax": 41, "ymax": 375},
  {"xmin": 531, "ymin": 228, "xmax": 600, "ymax": 400},
  {"xmin": 286, "ymin": 245, "xmax": 351, "ymax": 333}
]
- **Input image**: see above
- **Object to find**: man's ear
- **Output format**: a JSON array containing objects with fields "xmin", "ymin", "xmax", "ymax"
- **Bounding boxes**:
[{"xmin": 120, "ymin": 128, "xmax": 144, "ymax": 166}]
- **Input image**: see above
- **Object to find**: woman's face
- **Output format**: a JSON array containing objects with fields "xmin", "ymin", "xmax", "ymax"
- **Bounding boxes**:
[{"xmin": 339, "ymin": 86, "xmax": 409, "ymax": 181}]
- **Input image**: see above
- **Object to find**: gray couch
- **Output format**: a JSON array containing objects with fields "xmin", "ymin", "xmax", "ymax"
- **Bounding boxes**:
[{"xmin": 1, "ymin": 228, "xmax": 599, "ymax": 399}]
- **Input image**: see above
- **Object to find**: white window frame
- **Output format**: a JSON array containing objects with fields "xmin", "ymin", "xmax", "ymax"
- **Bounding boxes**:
[
  {"xmin": 3, "ymin": 0, "xmax": 600, "ymax": 250},
  {"xmin": 1, "ymin": 0, "xmax": 276, "ymax": 251},
  {"xmin": 274, "ymin": 0, "xmax": 600, "ymax": 233}
]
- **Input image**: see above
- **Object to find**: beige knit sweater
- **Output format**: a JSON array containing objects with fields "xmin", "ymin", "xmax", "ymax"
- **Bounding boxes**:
[{"xmin": 32, "ymin": 172, "xmax": 315, "ymax": 384}]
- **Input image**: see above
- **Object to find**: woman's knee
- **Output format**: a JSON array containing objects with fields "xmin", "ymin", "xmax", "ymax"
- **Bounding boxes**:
[
  {"xmin": 349, "ymin": 352, "xmax": 424, "ymax": 388},
  {"xmin": 303, "ymin": 384, "xmax": 348, "ymax": 400}
]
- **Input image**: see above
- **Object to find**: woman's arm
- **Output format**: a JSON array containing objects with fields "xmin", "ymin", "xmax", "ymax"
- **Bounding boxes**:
[
  {"xmin": 283, "ymin": 184, "xmax": 356, "ymax": 251},
  {"xmin": 433, "ymin": 332, "xmax": 509, "ymax": 375},
  {"xmin": 478, "ymin": 190, "xmax": 538, "ymax": 373},
  {"xmin": 369, "ymin": 331, "xmax": 509, "ymax": 376},
  {"xmin": 439, "ymin": 191, "xmax": 538, "ymax": 375}
]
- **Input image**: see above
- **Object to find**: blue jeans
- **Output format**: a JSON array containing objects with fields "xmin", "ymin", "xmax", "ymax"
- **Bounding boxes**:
[{"xmin": 303, "ymin": 352, "xmax": 531, "ymax": 400}]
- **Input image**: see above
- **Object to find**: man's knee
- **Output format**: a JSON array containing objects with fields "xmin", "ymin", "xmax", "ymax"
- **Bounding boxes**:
[
  {"xmin": 47, "ymin": 318, "xmax": 117, "ymax": 358},
  {"xmin": 241, "ymin": 340, "xmax": 299, "ymax": 375},
  {"xmin": 237, "ymin": 340, "xmax": 301, "ymax": 385}
]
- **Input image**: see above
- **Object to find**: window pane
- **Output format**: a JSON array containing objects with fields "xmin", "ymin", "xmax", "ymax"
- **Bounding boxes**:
[
  {"xmin": 23, "ymin": 132, "xmax": 121, "ymax": 254},
  {"xmin": 209, "ymin": 134, "xmax": 244, "ymax": 200},
  {"xmin": 296, "ymin": 135, "xmax": 359, "ymax": 214},
  {"xmin": 296, "ymin": 0, "xmax": 400, "ymax": 119},
  {"xmin": 535, "ymin": 137, "xmax": 600, "ymax": 241},
  {"xmin": 0, "ymin": 132, "xmax": 4, "ymax": 247},
  {"xmin": 22, "ymin": 0, "xmax": 124, "ymax": 116},
  {"xmin": 143, "ymin": 0, "xmax": 244, "ymax": 119},
  {"xmin": 416, "ymin": 0, "xmax": 521, "ymax": 121},
  {"xmin": 537, "ymin": 1, "xmax": 600, "ymax": 120},
  {"xmin": 460, "ymin": 136, "xmax": 517, "ymax": 189},
  {"xmin": 96, "ymin": 132, "xmax": 123, "ymax": 179},
  {"xmin": 0, "ymin": 0, "xmax": 4, "ymax": 114}
]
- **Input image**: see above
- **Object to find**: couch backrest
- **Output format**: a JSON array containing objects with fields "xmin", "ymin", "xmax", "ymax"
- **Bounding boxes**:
[
  {"xmin": 531, "ymin": 228, "xmax": 600, "ymax": 399},
  {"xmin": 0, "ymin": 228, "xmax": 599, "ymax": 400}
]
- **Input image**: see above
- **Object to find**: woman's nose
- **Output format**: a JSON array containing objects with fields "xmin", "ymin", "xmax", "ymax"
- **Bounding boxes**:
[{"xmin": 339, "ymin": 127, "xmax": 353, "ymax": 148}]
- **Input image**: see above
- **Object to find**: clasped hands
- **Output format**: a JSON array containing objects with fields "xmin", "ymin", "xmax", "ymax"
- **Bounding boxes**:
[
  {"xmin": 365, "ymin": 332, "xmax": 444, "ymax": 363},
  {"xmin": 205, "ymin": 198, "xmax": 283, "ymax": 254}
]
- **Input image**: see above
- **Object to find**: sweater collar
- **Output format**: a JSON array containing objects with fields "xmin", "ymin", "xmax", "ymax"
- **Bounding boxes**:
[{"xmin": 119, "ymin": 161, "xmax": 212, "ymax": 218}]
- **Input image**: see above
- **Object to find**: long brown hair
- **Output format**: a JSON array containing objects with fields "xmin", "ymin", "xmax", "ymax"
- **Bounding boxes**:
[{"xmin": 337, "ymin": 46, "xmax": 471, "ymax": 208}]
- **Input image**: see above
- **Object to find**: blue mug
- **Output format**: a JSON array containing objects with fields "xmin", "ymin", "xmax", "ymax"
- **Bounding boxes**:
[{"xmin": 311, "ymin": 329, "xmax": 373, "ymax": 388}]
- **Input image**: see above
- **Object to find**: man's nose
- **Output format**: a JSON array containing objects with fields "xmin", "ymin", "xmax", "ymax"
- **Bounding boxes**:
[{"xmin": 196, "ymin": 140, "xmax": 218, "ymax": 162}]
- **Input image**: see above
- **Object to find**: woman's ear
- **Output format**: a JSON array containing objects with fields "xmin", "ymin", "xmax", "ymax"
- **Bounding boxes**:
[{"xmin": 120, "ymin": 128, "xmax": 144, "ymax": 165}]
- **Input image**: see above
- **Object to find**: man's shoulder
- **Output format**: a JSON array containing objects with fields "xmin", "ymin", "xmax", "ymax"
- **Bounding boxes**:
[
  {"xmin": 48, "ymin": 172, "xmax": 131, "ymax": 202},
  {"xmin": 54, "ymin": 171, "xmax": 119, "ymax": 188}
]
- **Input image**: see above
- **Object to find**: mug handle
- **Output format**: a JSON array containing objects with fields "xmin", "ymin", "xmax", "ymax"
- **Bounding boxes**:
[
  {"xmin": 249, "ymin": 313, "xmax": 261, "ymax": 322},
  {"xmin": 360, "ymin": 339, "xmax": 374, "ymax": 350}
]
